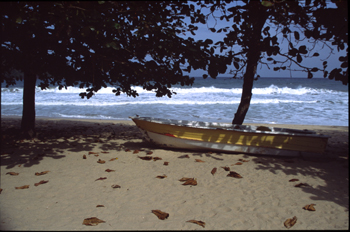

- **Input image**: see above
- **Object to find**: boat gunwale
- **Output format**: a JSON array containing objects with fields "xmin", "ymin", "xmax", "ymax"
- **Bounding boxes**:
[{"xmin": 129, "ymin": 116, "xmax": 330, "ymax": 138}]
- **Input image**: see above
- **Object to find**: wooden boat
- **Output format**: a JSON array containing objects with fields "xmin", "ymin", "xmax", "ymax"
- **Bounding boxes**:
[{"xmin": 129, "ymin": 116, "xmax": 330, "ymax": 157}]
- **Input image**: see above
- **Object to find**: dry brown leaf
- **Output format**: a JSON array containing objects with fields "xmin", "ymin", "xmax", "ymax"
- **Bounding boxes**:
[
  {"xmin": 156, "ymin": 175, "xmax": 167, "ymax": 179},
  {"xmin": 35, "ymin": 171, "xmax": 50, "ymax": 176},
  {"xmin": 97, "ymin": 159, "xmax": 105, "ymax": 164},
  {"xmin": 238, "ymin": 159, "xmax": 249, "ymax": 162},
  {"xmin": 179, "ymin": 177, "xmax": 193, "ymax": 182},
  {"xmin": 195, "ymin": 159, "xmax": 205, "ymax": 163},
  {"xmin": 111, "ymin": 184, "xmax": 121, "ymax": 188},
  {"xmin": 284, "ymin": 216, "xmax": 297, "ymax": 229},
  {"xmin": 83, "ymin": 155, "xmax": 87, "ymax": 159},
  {"xmin": 303, "ymin": 204, "xmax": 316, "ymax": 211},
  {"xmin": 6, "ymin": 172, "xmax": 19, "ymax": 176},
  {"xmin": 133, "ymin": 150, "xmax": 140, "ymax": 154},
  {"xmin": 227, "ymin": 171, "xmax": 242, "ymax": 178},
  {"xmin": 15, "ymin": 185, "xmax": 29, "ymax": 189},
  {"xmin": 289, "ymin": 178, "xmax": 299, "ymax": 182},
  {"xmin": 34, "ymin": 180, "xmax": 49, "ymax": 186},
  {"xmin": 153, "ymin": 157, "xmax": 162, "ymax": 161},
  {"xmin": 180, "ymin": 154, "xmax": 190, "ymax": 158},
  {"xmin": 187, "ymin": 219, "xmax": 205, "ymax": 228},
  {"xmin": 94, "ymin": 154, "xmax": 99, "ymax": 157},
  {"xmin": 235, "ymin": 162, "xmax": 243, "ymax": 165},
  {"xmin": 151, "ymin": 210, "xmax": 169, "ymax": 220},
  {"xmin": 101, "ymin": 151, "xmax": 109, "ymax": 153},
  {"xmin": 182, "ymin": 178, "xmax": 197, "ymax": 186},
  {"xmin": 211, "ymin": 167, "xmax": 217, "ymax": 175},
  {"xmin": 163, "ymin": 162, "xmax": 169, "ymax": 166},
  {"xmin": 18, "ymin": 164, "xmax": 22, "ymax": 167},
  {"xmin": 96, "ymin": 205, "xmax": 104, "ymax": 207},
  {"xmin": 124, "ymin": 149, "xmax": 131, "ymax": 152},
  {"xmin": 138, "ymin": 156, "xmax": 153, "ymax": 161},
  {"xmin": 89, "ymin": 152, "xmax": 99, "ymax": 155},
  {"xmin": 82, "ymin": 217, "xmax": 106, "ymax": 226},
  {"xmin": 109, "ymin": 157, "xmax": 118, "ymax": 161},
  {"xmin": 105, "ymin": 169, "xmax": 115, "ymax": 172},
  {"xmin": 221, "ymin": 166, "xmax": 230, "ymax": 171},
  {"xmin": 146, "ymin": 151, "xmax": 153, "ymax": 155},
  {"xmin": 95, "ymin": 177, "xmax": 107, "ymax": 181},
  {"xmin": 294, "ymin": 183, "xmax": 310, "ymax": 188}
]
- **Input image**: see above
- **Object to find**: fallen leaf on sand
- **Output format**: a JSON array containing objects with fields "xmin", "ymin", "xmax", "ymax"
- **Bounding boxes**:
[
  {"xmin": 15, "ymin": 185, "xmax": 29, "ymax": 189},
  {"xmin": 138, "ymin": 156, "xmax": 153, "ymax": 161},
  {"xmin": 151, "ymin": 210, "xmax": 169, "ymax": 220},
  {"xmin": 35, "ymin": 171, "xmax": 50, "ymax": 176},
  {"xmin": 284, "ymin": 216, "xmax": 297, "ymax": 229},
  {"xmin": 89, "ymin": 152, "xmax": 99, "ymax": 155},
  {"xmin": 34, "ymin": 180, "xmax": 49, "ymax": 186},
  {"xmin": 221, "ymin": 166, "xmax": 230, "ymax": 171},
  {"xmin": 163, "ymin": 162, "xmax": 169, "ymax": 166},
  {"xmin": 303, "ymin": 204, "xmax": 316, "ymax": 211},
  {"xmin": 294, "ymin": 183, "xmax": 310, "ymax": 188},
  {"xmin": 289, "ymin": 178, "xmax": 299, "ymax": 182},
  {"xmin": 179, "ymin": 177, "xmax": 193, "ymax": 182},
  {"xmin": 105, "ymin": 169, "xmax": 115, "ymax": 172},
  {"xmin": 182, "ymin": 178, "xmax": 197, "ymax": 186},
  {"xmin": 96, "ymin": 205, "xmax": 104, "ymax": 207},
  {"xmin": 109, "ymin": 158, "xmax": 118, "ymax": 161},
  {"xmin": 211, "ymin": 168, "xmax": 217, "ymax": 175},
  {"xmin": 83, "ymin": 155, "xmax": 87, "ymax": 159},
  {"xmin": 6, "ymin": 172, "xmax": 19, "ymax": 176},
  {"xmin": 101, "ymin": 151, "xmax": 109, "ymax": 153},
  {"xmin": 133, "ymin": 150, "xmax": 140, "ymax": 154},
  {"xmin": 235, "ymin": 162, "xmax": 243, "ymax": 165},
  {"xmin": 153, "ymin": 157, "xmax": 162, "ymax": 161},
  {"xmin": 238, "ymin": 159, "xmax": 249, "ymax": 162},
  {"xmin": 82, "ymin": 217, "xmax": 106, "ymax": 226},
  {"xmin": 178, "ymin": 154, "xmax": 190, "ymax": 158},
  {"xmin": 124, "ymin": 149, "xmax": 131, "ymax": 152},
  {"xmin": 195, "ymin": 159, "xmax": 205, "ymax": 163},
  {"xmin": 111, "ymin": 184, "xmax": 121, "ymax": 188},
  {"xmin": 156, "ymin": 175, "xmax": 167, "ymax": 179},
  {"xmin": 187, "ymin": 219, "xmax": 205, "ymax": 228},
  {"xmin": 97, "ymin": 159, "xmax": 105, "ymax": 164},
  {"xmin": 95, "ymin": 177, "xmax": 107, "ymax": 181},
  {"xmin": 0, "ymin": 188, "xmax": 3, "ymax": 194},
  {"xmin": 227, "ymin": 171, "xmax": 242, "ymax": 178},
  {"xmin": 146, "ymin": 151, "xmax": 153, "ymax": 155},
  {"xmin": 94, "ymin": 154, "xmax": 99, "ymax": 157}
]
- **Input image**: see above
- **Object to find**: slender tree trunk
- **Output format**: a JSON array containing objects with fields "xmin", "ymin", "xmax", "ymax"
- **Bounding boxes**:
[
  {"xmin": 232, "ymin": 3, "xmax": 269, "ymax": 125},
  {"xmin": 21, "ymin": 71, "xmax": 37, "ymax": 137}
]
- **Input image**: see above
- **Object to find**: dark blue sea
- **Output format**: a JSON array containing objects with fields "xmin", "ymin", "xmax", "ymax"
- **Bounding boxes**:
[{"xmin": 1, "ymin": 77, "xmax": 349, "ymax": 126}]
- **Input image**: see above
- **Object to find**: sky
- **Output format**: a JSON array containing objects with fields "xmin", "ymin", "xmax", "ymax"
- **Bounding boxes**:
[{"xmin": 180, "ymin": 1, "xmax": 347, "ymax": 78}]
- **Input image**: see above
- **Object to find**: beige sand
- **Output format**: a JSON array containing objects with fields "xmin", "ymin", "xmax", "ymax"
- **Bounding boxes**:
[{"xmin": 1, "ymin": 116, "xmax": 348, "ymax": 230}]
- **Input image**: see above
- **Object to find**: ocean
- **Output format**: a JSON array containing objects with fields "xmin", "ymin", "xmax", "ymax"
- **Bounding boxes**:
[{"xmin": 1, "ymin": 77, "xmax": 348, "ymax": 126}]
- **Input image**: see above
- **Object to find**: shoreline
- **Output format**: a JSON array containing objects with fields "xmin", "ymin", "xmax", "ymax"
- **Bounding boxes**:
[{"xmin": 1, "ymin": 115, "xmax": 348, "ymax": 230}]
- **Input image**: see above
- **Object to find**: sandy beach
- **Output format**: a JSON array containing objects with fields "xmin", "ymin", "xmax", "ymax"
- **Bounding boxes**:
[{"xmin": 1, "ymin": 116, "xmax": 348, "ymax": 230}]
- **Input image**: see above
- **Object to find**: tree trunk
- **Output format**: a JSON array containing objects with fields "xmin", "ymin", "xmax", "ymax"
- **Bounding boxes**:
[
  {"xmin": 232, "ymin": 3, "xmax": 269, "ymax": 125},
  {"xmin": 21, "ymin": 71, "xmax": 37, "ymax": 137}
]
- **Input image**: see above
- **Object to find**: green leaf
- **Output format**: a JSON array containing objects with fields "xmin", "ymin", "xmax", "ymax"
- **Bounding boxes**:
[{"xmin": 261, "ymin": 0, "xmax": 274, "ymax": 7}]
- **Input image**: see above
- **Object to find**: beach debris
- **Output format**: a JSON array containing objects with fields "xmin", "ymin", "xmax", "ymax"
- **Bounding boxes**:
[
  {"xmin": 156, "ymin": 175, "xmax": 167, "ymax": 179},
  {"xmin": 151, "ymin": 210, "xmax": 169, "ymax": 220},
  {"xmin": 284, "ymin": 216, "xmax": 297, "ymax": 229},
  {"xmin": 187, "ymin": 219, "xmax": 205, "ymax": 228},
  {"xmin": 227, "ymin": 171, "xmax": 242, "ymax": 178},
  {"xmin": 109, "ymin": 157, "xmax": 118, "ymax": 161},
  {"xmin": 96, "ymin": 205, "xmax": 104, "ymax": 207},
  {"xmin": 6, "ymin": 172, "xmax": 19, "ymax": 176},
  {"xmin": 15, "ymin": 185, "xmax": 30, "ymax": 189},
  {"xmin": 289, "ymin": 178, "xmax": 299, "ymax": 182},
  {"xmin": 95, "ymin": 177, "xmax": 107, "ymax": 181},
  {"xmin": 82, "ymin": 217, "xmax": 106, "ymax": 226},
  {"xmin": 303, "ymin": 204, "xmax": 316, "ymax": 211},
  {"xmin": 294, "ymin": 183, "xmax": 310, "ymax": 188},
  {"xmin": 35, "ymin": 171, "xmax": 50, "ymax": 176},
  {"xmin": 195, "ymin": 159, "xmax": 205, "ymax": 163},
  {"xmin": 153, "ymin": 157, "xmax": 162, "ymax": 161},
  {"xmin": 94, "ymin": 154, "xmax": 99, "ymax": 157},
  {"xmin": 34, "ymin": 180, "xmax": 49, "ymax": 186},
  {"xmin": 138, "ymin": 156, "xmax": 153, "ymax": 161},
  {"xmin": 111, "ymin": 184, "xmax": 121, "ymax": 188},
  {"xmin": 221, "ymin": 166, "xmax": 230, "ymax": 171},
  {"xmin": 97, "ymin": 159, "xmax": 105, "ymax": 164},
  {"xmin": 146, "ymin": 151, "xmax": 153, "ymax": 155},
  {"xmin": 89, "ymin": 152, "xmax": 99, "ymax": 155},
  {"xmin": 238, "ymin": 159, "xmax": 249, "ymax": 162},
  {"xmin": 101, "ymin": 151, "xmax": 109, "ymax": 153},
  {"xmin": 105, "ymin": 169, "xmax": 115, "ymax": 172},
  {"xmin": 124, "ymin": 149, "xmax": 131, "ymax": 152},
  {"xmin": 181, "ymin": 178, "xmax": 197, "ymax": 186},
  {"xmin": 18, "ymin": 164, "xmax": 22, "ymax": 167},
  {"xmin": 235, "ymin": 162, "xmax": 243, "ymax": 165},
  {"xmin": 133, "ymin": 150, "xmax": 140, "ymax": 154},
  {"xmin": 164, "ymin": 161, "xmax": 169, "ymax": 166},
  {"xmin": 178, "ymin": 154, "xmax": 190, "ymax": 158},
  {"xmin": 211, "ymin": 167, "xmax": 217, "ymax": 175},
  {"xmin": 83, "ymin": 155, "xmax": 87, "ymax": 159}
]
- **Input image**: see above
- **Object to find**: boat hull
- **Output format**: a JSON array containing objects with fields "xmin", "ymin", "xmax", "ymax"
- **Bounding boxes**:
[{"xmin": 130, "ymin": 117, "xmax": 329, "ymax": 157}]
